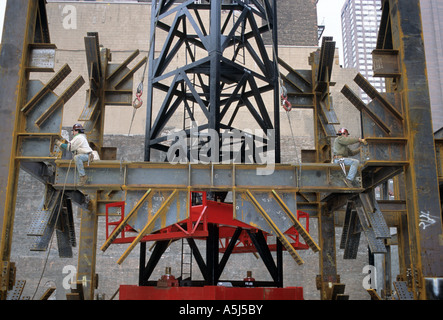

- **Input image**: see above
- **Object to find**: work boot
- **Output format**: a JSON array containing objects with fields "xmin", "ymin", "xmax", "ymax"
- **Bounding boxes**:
[
  {"xmin": 343, "ymin": 178, "xmax": 354, "ymax": 188},
  {"xmin": 78, "ymin": 175, "xmax": 88, "ymax": 186}
]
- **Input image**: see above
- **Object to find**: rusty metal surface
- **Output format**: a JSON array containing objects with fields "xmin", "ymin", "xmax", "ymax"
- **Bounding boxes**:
[
  {"xmin": 76, "ymin": 192, "xmax": 98, "ymax": 301},
  {"xmin": 0, "ymin": 0, "xmax": 33, "ymax": 267},
  {"xmin": 379, "ymin": 0, "xmax": 443, "ymax": 299},
  {"xmin": 318, "ymin": 206, "xmax": 339, "ymax": 300}
]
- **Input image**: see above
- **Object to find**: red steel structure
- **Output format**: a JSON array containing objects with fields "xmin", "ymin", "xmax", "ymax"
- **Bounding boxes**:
[
  {"xmin": 106, "ymin": 191, "xmax": 308, "ymax": 300},
  {"xmin": 106, "ymin": 192, "xmax": 311, "ymax": 252},
  {"xmin": 119, "ymin": 284, "xmax": 304, "ymax": 300}
]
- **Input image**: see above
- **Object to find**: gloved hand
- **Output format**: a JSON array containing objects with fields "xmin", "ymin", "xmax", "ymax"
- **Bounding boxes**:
[
  {"xmin": 55, "ymin": 139, "xmax": 62, "ymax": 147},
  {"xmin": 359, "ymin": 138, "xmax": 367, "ymax": 145}
]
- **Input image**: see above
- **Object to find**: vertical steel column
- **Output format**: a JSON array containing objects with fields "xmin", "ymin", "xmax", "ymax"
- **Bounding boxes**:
[
  {"xmin": 318, "ymin": 206, "xmax": 338, "ymax": 300},
  {"xmin": 397, "ymin": 212, "xmax": 412, "ymax": 282},
  {"xmin": 139, "ymin": 240, "xmax": 170, "ymax": 286},
  {"xmin": 139, "ymin": 242, "xmax": 147, "ymax": 286},
  {"xmin": 276, "ymin": 239, "xmax": 283, "ymax": 288},
  {"xmin": 76, "ymin": 193, "xmax": 98, "ymax": 300},
  {"xmin": 387, "ymin": 0, "xmax": 443, "ymax": 299},
  {"xmin": 209, "ymin": 0, "xmax": 222, "ymax": 135},
  {"xmin": 383, "ymin": 244, "xmax": 392, "ymax": 298},
  {"xmin": 206, "ymin": 224, "xmax": 219, "ymax": 285},
  {"xmin": 272, "ymin": 0, "xmax": 280, "ymax": 163},
  {"xmin": 0, "ymin": 0, "xmax": 40, "ymax": 283}
]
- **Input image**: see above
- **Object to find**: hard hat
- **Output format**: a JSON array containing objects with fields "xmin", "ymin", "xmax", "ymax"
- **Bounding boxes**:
[
  {"xmin": 337, "ymin": 127, "xmax": 349, "ymax": 135},
  {"xmin": 73, "ymin": 123, "xmax": 85, "ymax": 132}
]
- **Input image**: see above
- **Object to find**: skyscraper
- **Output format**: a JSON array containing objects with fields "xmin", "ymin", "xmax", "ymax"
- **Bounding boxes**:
[
  {"xmin": 341, "ymin": 0, "xmax": 383, "ymax": 103},
  {"xmin": 421, "ymin": 0, "xmax": 443, "ymax": 131},
  {"xmin": 341, "ymin": 0, "xmax": 443, "ymax": 131}
]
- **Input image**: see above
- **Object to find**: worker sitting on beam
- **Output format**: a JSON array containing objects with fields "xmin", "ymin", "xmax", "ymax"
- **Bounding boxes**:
[
  {"xmin": 332, "ymin": 127, "xmax": 366, "ymax": 188},
  {"xmin": 56, "ymin": 123, "xmax": 94, "ymax": 186}
]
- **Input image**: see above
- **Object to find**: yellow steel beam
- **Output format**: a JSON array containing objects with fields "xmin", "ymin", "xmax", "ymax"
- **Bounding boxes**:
[
  {"xmin": 39, "ymin": 287, "xmax": 56, "ymax": 300},
  {"xmin": 245, "ymin": 190, "xmax": 304, "ymax": 265},
  {"xmin": 367, "ymin": 289, "xmax": 382, "ymax": 300},
  {"xmin": 271, "ymin": 190, "xmax": 321, "ymax": 253},
  {"xmin": 0, "ymin": 1, "xmax": 42, "ymax": 300},
  {"xmin": 100, "ymin": 188, "xmax": 152, "ymax": 252},
  {"xmin": 117, "ymin": 189, "xmax": 178, "ymax": 265}
]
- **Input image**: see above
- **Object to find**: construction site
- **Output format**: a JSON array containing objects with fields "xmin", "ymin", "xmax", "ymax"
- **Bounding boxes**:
[{"xmin": 0, "ymin": 0, "xmax": 442, "ymax": 302}]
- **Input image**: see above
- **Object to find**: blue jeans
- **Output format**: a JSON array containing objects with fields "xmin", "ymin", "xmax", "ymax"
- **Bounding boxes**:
[
  {"xmin": 334, "ymin": 157, "xmax": 360, "ymax": 181},
  {"xmin": 74, "ymin": 153, "xmax": 89, "ymax": 176}
]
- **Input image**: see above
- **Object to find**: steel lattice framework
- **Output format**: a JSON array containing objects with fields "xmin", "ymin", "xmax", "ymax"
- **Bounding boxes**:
[{"xmin": 144, "ymin": 0, "xmax": 281, "ymax": 164}]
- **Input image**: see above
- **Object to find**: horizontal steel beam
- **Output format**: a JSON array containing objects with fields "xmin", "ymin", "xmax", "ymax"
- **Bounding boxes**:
[{"xmin": 53, "ymin": 161, "xmax": 364, "ymax": 192}]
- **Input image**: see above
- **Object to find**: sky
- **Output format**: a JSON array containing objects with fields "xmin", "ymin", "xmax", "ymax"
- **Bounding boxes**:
[
  {"xmin": 0, "ymin": 0, "xmax": 346, "ymax": 54},
  {"xmin": 0, "ymin": 0, "xmax": 5, "ymax": 40},
  {"xmin": 317, "ymin": 0, "xmax": 347, "ymax": 64}
]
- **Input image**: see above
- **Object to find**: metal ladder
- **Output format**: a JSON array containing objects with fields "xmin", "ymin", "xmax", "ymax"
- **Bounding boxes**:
[{"xmin": 180, "ymin": 238, "xmax": 193, "ymax": 283}]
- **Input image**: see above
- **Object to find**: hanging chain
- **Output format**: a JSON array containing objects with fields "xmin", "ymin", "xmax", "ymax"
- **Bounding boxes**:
[{"xmin": 128, "ymin": 1, "xmax": 162, "ymax": 135}]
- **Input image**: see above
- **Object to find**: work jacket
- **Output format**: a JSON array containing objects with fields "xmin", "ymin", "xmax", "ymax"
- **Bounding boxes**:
[
  {"xmin": 67, "ymin": 133, "xmax": 93, "ymax": 155},
  {"xmin": 333, "ymin": 135, "xmax": 360, "ymax": 157}
]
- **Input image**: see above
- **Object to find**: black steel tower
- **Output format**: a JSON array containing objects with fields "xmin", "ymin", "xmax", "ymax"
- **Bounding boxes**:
[{"xmin": 143, "ymin": 0, "xmax": 280, "ymax": 164}]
